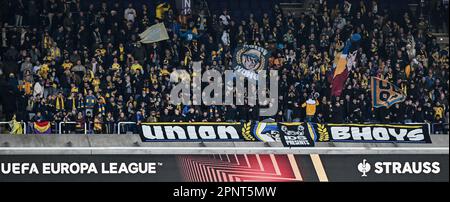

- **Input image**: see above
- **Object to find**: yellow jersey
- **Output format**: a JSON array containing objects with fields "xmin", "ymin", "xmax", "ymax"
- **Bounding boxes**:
[{"xmin": 302, "ymin": 99, "xmax": 319, "ymax": 116}]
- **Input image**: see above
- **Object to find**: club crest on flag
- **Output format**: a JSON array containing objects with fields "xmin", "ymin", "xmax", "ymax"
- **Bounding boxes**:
[
  {"xmin": 233, "ymin": 45, "xmax": 270, "ymax": 80},
  {"xmin": 33, "ymin": 121, "xmax": 51, "ymax": 134},
  {"xmin": 371, "ymin": 77, "xmax": 406, "ymax": 108}
]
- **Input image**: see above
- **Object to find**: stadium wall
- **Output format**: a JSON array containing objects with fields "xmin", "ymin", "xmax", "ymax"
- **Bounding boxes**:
[{"xmin": 0, "ymin": 134, "xmax": 447, "ymax": 155}]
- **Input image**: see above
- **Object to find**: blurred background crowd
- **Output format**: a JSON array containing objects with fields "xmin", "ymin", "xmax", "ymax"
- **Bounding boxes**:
[{"xmin": 0, "ymin": 0, "xmax": 448, "ymax": 134}]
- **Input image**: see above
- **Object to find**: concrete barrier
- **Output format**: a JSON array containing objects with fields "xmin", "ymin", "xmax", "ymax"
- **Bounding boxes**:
[{"xmin": 0, "ymin": 134, "xmax": 448, "ymax": 155}]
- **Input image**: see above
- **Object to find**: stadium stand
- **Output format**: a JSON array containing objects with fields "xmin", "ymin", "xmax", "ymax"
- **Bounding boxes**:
[{"xmin": 0, "ymin": 0, "xmax": 448, "ymax": 135}]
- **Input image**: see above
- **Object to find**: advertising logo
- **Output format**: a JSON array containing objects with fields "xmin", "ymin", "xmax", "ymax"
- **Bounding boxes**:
[
  {"xmin": 357, "ymin": 159, "xmax": 371, "ymax": 177},
  {"xmin": 357, "ymin": 159, "xmax": 441, "ymax": 177}
]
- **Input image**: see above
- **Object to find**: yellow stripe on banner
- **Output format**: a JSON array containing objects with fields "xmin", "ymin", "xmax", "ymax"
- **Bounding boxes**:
[
  {"xmin": 255, "ymin": 123, "xmax": 264, "ymax": 142},
  {"xmin": 310, "ymin": 154, "xmax": 329, "ymax": 182},
  {"xmin": 326, "ymin": 123, "xmax": 422, "ymax": 128},
  {"xmin": 142, "ymin": 122, "xmax": 241, "ymax": 125},
  {"xmin": 287, "ymin": 154, "xmax": 303, "ymax": 181},
  {"xmin": 307, "ymin": 123, "xmax": 315, "ymax": 141},
  {"xmin": 280, "ymin": 122, "xmax": 303, "ymax": 126}
]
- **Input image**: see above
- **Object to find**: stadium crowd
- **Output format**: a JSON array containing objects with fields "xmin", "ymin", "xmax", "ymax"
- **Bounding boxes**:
[{"xmin": 0, "ymin": 0, "xmax": 448, "ymax": 134}]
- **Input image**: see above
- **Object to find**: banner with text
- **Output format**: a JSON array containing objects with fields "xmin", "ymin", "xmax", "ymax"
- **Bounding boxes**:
[
  {"xmin": 0, "ymin": 154, "xmax": 447, "ymax": 182},
  {"xmin": 278, "ymin": 123, "xmax": 314, "ymax": 147},
  {"xmin": 139, "ymin": 122, "xmax": 256, "ymax": 142},
  {"xmin": 309, "ymin": 123, "xmax": 431, "ymax": 143}
]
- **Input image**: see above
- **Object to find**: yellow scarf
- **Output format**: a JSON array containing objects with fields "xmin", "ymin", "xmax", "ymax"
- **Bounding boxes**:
[
  {"xmin": 56, "ymin": 96, "xmax": 65, "ymax": 110},
  {"xmin": 401, "ymin": 83, "xmax": 408, "ymax": 95},
  {"xmin": 184, "ymin": 51, "xmax": 191, "ymax": 66},
  {"xmin": 44, "ymin": 36, "xmax": 52, "ymax": 49},
  {"xmin": 119, "ymin": 47, "xmax": 125, "ymax": 62}
]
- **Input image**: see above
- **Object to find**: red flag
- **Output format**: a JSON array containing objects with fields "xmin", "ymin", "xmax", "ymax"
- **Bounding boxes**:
[{"xmin": 331, "ymin": 34, "xmax": 361, "ymax": 97}]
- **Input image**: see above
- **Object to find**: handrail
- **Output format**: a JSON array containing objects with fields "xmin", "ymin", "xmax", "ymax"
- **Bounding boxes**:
[
  {"xmin": 2, "ymin": 121, "xmax": 447, "ymax": 135},
  {"xmin": 0, "ymin": 121, "xmax": 26, "ymax": 134},
  {"xmin": 59, "ymin": 121, "xmax": 75, "ymax": 134},
  {"xmin": 430, "ymin": 123, "xmax": 449, "ymax": 135},
  {"xmin": 117, "ymin": 122, "xmax": 137, "ymax": 135},
  {"xmin": 58, "ymin": 121, "xmax": 87, "ymax": 134},
  {"xmin": 405, "ymin": 122, "xmax": 432, "ymax": 135}
]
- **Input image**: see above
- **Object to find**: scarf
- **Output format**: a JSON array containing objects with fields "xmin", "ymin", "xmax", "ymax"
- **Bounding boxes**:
[
  {"xmin": 71, "ymin": 97, "xmax": 76, "ymax": 111},
  {"xmin": 77, "ymin": 98, "xmax": 85, "ymax": 109},
  {"xmin": 98, "ymin": 97, "xmax": 106, "ymax": 115},
  {"xmin": 56, "ymin": 96, "xmax": 65, "ymax": 110},
  {"xmin": 119, "ymin": 46, "xmax": 125, "ymax": 62}
]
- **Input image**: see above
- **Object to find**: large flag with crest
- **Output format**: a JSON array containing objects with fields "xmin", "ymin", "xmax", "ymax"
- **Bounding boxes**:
[{"xmin": 371, "ymin": 77, "xmax": 406, "ymax": 108}]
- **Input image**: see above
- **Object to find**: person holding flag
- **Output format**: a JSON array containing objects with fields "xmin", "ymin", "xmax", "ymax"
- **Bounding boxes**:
[
  {"xmin": 331, "ymin": 33, "xmax": 361, "ymax": 97},
  {"xmin": 9, "ymin": 114, "xmax": 23, "ymax": 135}
]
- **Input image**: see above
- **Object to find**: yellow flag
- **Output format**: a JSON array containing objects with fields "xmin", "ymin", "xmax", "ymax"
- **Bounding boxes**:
[{"xmin": 405, "ymin": 64, "xmax": 411, "ymax": 78}]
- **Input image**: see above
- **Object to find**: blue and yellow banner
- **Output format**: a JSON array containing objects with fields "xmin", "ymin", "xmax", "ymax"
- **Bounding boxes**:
[
  {"xmin": 309, "ymin": 123, "xmax": 431, "ymax": 143},
  {"xmin": 371, "ymin": 77, "xmax": 406, "ymax": 108}
]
